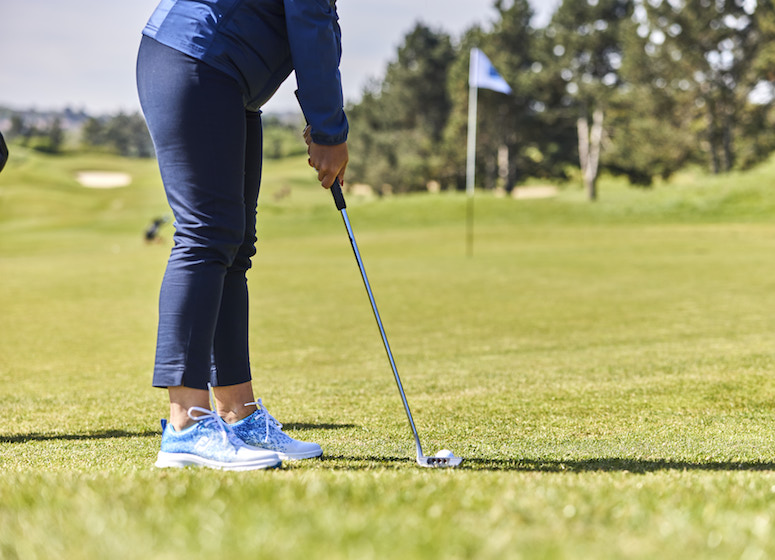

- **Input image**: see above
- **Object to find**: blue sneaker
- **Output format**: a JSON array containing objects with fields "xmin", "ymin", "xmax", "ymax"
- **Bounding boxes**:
[
  {"xmin": 155, "ymin": 406, "xmax": 282, "ymax": 471},
  {"xmin": 230, "ymin": 399, "xmax": 323, "ymax": 460}
]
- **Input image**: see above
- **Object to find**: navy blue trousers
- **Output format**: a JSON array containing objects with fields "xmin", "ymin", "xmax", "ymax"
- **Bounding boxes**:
[{"xmin": 137, "ymin": 36, "xmax": 262, "ymax": 390}]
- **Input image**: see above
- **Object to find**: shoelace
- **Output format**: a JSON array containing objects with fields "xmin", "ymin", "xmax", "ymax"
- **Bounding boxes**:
[
  {"xmin": 187, "ymin": 406, "xmax": 245, "ymax": 448},
  {"xmin": 243, "ymin": 399, "xmax": 282, "ymax": 443}
]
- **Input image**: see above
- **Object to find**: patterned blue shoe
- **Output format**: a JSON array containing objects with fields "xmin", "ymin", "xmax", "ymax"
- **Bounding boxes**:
[
  {"xmin": 155, "ymin": 406, "xmax": 282, "ymax": 471},
  {"xmin": 229, "ymin": 399, "xmax": 323, "ymax": 460}
]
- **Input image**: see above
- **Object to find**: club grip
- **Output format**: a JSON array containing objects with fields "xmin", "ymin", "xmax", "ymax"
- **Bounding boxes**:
[{"xmin": 331, "ymin": 179, "xmax": 346, "ymax": 210}]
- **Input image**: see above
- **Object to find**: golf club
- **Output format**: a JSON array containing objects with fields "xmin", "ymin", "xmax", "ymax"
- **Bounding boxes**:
[
  {"xmin": 328, "ymin": 180, "xmax": 462, "ymax": 468},
  {"xmin": 0, "ymin": 132, "xmax": 8, "ymax": 173}
]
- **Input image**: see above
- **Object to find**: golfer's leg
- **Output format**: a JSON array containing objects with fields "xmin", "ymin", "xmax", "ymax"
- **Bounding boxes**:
[
  {"xmin": 211, "ymin": 110, "xmax": 263, "ymax": 391},
  {"xmin": 137, "ymin": 36, "xmax": 248, "ymax": 390}
]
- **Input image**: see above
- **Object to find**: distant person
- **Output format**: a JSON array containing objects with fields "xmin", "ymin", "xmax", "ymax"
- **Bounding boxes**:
[
  {"xmin": 0, "ymin": 131, "xmax": 8, "ymax": 173},
  {"xmin": 136, "ymin": 0, "xmax": 349, "ymax": 470}
]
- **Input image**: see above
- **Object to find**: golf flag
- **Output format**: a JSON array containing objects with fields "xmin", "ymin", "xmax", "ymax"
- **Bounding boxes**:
[
  {"xmin": 465, "ymin": 48, "xmax": 511, "ymax": 257},
  {"xmin": 469, "ymin": 48, "xmax": 512, "ymax": 94}
]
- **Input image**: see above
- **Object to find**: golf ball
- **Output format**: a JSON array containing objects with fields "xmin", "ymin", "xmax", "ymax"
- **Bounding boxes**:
[{"xmin": 435, "ymin": 449, "xmax": 454, "ymax": 458}]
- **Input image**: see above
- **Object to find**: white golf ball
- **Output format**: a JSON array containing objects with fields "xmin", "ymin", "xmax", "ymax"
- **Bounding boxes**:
[{"xmin": 435, "ymin": 449, "xmax": 454, "ymax": 458}]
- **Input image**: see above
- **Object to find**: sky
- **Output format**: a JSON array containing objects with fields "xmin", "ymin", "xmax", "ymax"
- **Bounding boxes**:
[{"xmin": 0, "ymin": 0, "xmax": 559, "ymax": 115}]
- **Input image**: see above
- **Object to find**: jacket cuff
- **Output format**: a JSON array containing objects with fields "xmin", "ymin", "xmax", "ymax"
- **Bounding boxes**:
[{"xmin": 310, "ymin": 124, "xmax": 348, "ymax": 146}]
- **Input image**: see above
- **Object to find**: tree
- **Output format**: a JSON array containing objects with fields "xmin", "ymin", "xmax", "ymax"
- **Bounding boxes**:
[
  {"xmin": 479, "ymin": 0, "xmax": 540, "ymax": 189},
  {"xmin": 81, "ymin": 113, "xmax": 154, "ymax": 157},
  {"xmin": 634, "ymin": 0, "xmax": 775, "ymax": 174},
  {"xmin": 440, "ymin": 0, "xmax": 542, "ymax": 192},
  {"xmin": 603, "ymin": 20, "xmax": 697, "ymax": 185},
  {"xmin": 262, "ymin": 114, "xmax": 307, "ymax": 159},
  {"xmin": 9, "ymin": 114, "xmax": 25, "ymax": 139},
  {"xmin": 347, "ymin": 24, "xmax": 456, "ymax": 192},
  {"xmin": 81, "ymin": 117, "xmax": 105, "ymax": 147},
  {"xmin": 602, "ymin": 82, "xmax": 695, "ymax": 185},
  {"xmin": 544, "ymin": 0, "xmax": 634, "ymax": 200},
  {"xmin": 45, "ymin": 117, "xmax": 65, "ymax": 153}
]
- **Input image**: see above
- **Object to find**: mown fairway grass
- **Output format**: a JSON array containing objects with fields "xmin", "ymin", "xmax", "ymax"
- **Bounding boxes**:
[{"xmin": 2, "ymin": 146, "xmax": 775, "ymax": 558}]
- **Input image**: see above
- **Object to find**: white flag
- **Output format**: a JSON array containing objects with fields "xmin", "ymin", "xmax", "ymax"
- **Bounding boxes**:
[{"xmin": 469, "ymin": 48, "xmax": 512, "ymax": 94}]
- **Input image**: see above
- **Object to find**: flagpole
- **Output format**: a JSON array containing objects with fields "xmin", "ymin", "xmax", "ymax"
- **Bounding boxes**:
[{"xmin": 465, "ymin": 48, "xmax": 479, "ymax": 258}]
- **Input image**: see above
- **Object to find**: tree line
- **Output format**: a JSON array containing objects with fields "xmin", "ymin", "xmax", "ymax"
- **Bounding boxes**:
[
  {"xmin": 2, "ymin": 110, "xmax": 307, "ymax": 161},
  {"xmin": 4, "ymin": 110, "xmax": 155, "ymax": 158},
  {"xmin": 346, "ymin": 0, "xmax": 775, "ymax": 199}
]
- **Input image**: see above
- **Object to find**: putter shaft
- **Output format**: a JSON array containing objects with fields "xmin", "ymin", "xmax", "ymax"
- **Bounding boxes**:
[
  {"xmin": 294, "ymin": 90, "xmax": 434, "ymax": 463},
  {"xmin": 331, "ymin": 182, "xmax": 425, "ymax": 460}
]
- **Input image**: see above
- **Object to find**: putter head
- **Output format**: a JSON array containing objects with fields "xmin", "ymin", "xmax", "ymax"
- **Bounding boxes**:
[{"xmin": 417, "ymin": 449, "xmax": 463, "ymax": 468}]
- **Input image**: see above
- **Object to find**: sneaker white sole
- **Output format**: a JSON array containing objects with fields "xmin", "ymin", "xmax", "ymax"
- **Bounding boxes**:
[
  {"xmin": 155, "ymin": 451, "xmax": 281, "ymax": 471},
  {"xmin": 276, "ymin": 447, "xmax": 323, "ymax": 461}
]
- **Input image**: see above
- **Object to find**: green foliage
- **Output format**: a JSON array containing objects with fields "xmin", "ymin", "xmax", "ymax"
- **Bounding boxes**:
[
  {"xmin": 604, "ymin": 84, "xmax": 695, "ymax": 185},
  {"xmin": 632, "ymin": 0, "xmax": 775, "ymax": 174},
  {"xmin": 79, "ymin": 112, "xmax": 155, "ymax": 157},
  {"xmin": 347, "ymin": 23, "xmax": 456, "ymax": 192},
  {"xmin": 346, "ymin": 0, "xmax": 775, "ymax": 195},
  {"xmin": 262, "ymin": 114, "xmax": 308, "ymax": 159},
  {"xmin": 472, "ymin": 0, "xmax": 546, "ymax": 186},
  {"xmin": 547, "ymin": 0, "xmax": 632, "ymax": 102},
  {"xmin": 6, "ymin": 115, "xmax": 67, "ymax": 154}
]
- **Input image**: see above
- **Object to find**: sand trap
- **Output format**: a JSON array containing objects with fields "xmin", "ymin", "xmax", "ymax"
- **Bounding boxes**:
[
  {"xmin": 512, "ymin": 185, "xmax": 558, "ymax": 199},
  {"xmin": 76, "ymin": 171, "xmax": 132, "ymax": 189}
]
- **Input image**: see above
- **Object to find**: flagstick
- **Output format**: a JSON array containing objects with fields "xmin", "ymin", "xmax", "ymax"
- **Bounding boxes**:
[
  {"xmin": 465, "ymin": 47, "xmax": 511, "ymax": 257},
  {"xmin": 465, "ymin": 48, "xmax": 479, "ymax": 258}
]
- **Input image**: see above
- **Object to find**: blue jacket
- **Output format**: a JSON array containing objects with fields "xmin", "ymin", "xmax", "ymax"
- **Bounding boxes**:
[{"xmin": 143, "ymin": 0, "xmax": 348, "ymax": 145}]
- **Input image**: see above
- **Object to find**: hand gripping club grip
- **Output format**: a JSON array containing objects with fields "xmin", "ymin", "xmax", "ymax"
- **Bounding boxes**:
[
  {"xmin": 293, "ymin": 88, "xmax": 346, "ymax": 210},
  {"xmin": 330, "ymin": 179, "xmax": 346, "ymax": 211}
]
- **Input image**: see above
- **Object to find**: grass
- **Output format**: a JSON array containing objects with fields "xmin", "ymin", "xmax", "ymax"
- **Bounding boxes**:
[{"xmin": 2, "ymin": 146, "xmax": 775, "ymax": 558}]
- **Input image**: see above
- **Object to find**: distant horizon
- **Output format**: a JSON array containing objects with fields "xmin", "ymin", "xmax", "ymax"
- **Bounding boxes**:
[{"xmin": 0, "ymin": 103, "xmax": 305, "ymax": 118}]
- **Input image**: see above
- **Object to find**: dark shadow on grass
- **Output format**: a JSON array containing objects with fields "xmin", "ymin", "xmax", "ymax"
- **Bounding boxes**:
[
  {"xmin": 312, "ymin": 456, "xmax": 775, "ymax": 472},
  {"xmin": 1, "ymin": 423, "xmax": 357, "ymax": 445},
  {"xmin": 314, "ymin": 455, "xmax": 413, "ymax": 469},
  {"xmin": 282, "ymin": 423, "xmax": 358, "ymax": 431},
  {"xmin": 0, "ymin": 430, "xmax": 159, "ymax": 444},
  {"xmin": 461, "ymin": 457, "xmax": 775, "ymax": 473}
]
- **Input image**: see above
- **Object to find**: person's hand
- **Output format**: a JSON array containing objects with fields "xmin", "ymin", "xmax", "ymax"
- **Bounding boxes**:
[{"xmin": 304, "ymin": 125, "xmax": 348, "ymax": 189}]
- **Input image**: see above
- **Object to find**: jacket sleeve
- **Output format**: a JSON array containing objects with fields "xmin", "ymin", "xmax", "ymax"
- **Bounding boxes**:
[{"xmin": 284, "ymin": 0, "xmax": 348, "ymax": 145}]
